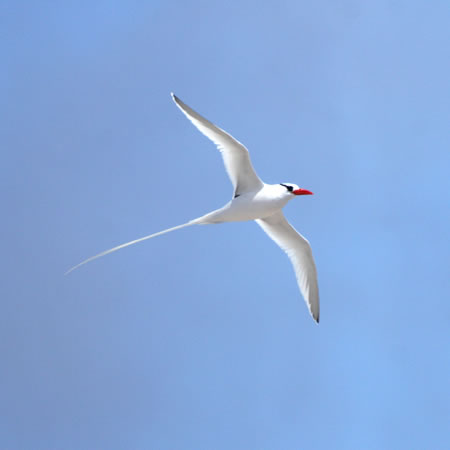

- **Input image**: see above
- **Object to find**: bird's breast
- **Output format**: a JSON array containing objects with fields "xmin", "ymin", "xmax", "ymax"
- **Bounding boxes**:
[{"xmin": 213, "ymin": 191, "xmax": 290, "ymax": 223}]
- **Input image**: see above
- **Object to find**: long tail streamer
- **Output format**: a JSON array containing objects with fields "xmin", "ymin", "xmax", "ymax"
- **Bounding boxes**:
[{"xmin": 65, "ymin": 220, "xmax": 196, "ymax": 275}]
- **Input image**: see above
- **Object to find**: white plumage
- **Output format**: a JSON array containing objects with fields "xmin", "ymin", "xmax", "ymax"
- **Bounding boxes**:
[{"xmin": 67, "ymin": 94, "xmax": 320, "ymax": 323}]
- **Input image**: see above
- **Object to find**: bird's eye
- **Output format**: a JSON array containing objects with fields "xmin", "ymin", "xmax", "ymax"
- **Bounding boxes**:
[{"xmin": 280, "ymin": 183, "xmax": 293, "ymax": 192}]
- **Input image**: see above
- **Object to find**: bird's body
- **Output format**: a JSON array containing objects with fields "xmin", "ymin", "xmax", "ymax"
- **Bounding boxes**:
[
  {"xmin": 196, "ymin": 184, "xmax": 292, "ymax": 224},
  {"xmin": 68, "ymin": 94, "xmax": 321, "ymax": 323}
]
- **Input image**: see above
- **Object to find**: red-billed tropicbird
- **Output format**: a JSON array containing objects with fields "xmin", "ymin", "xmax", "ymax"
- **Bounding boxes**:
[{"xmin": 67, "ymin": 94, "xmax": 320, "ymax": 322}]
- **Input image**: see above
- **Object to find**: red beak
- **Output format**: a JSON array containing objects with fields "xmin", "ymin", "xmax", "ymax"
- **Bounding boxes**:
[{"xmin": 292, "ymin": 188, "xmax": 313, "ymax": 196}]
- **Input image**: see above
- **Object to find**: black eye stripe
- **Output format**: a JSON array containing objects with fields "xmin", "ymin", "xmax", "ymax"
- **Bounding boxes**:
[{"xmin": 280, "ymin": 183, "xmax": 293, "ymax": 192}]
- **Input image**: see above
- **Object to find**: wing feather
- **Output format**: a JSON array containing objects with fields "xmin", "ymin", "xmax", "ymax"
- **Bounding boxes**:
[
  {"xmin": 172, "ymin": 94, "xmax": 264, "ymax": 196},
  {"xmin": 256, "ymin": 211, "xmax": 320, "ymax": 322}
]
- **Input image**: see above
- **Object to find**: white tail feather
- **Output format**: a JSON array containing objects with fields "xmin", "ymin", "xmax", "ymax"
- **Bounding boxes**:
[{"xmin": 65, "ymin": 220, "xmax": 198, "ymax": 275}]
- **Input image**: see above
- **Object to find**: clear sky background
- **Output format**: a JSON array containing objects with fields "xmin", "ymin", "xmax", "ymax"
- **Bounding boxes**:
[{"xmin": 2, "ymin": 1, "xmax": 450, "ymax": 449}]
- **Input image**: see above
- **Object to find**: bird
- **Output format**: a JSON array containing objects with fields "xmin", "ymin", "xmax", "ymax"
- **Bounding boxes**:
[{"xmin": 67, "ymin": 93, "xmax": 320, "ymax": 323}]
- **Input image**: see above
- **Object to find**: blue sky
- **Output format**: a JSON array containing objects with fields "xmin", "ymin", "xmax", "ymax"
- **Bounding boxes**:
[{"xmin": 2, "ymin": 1, "xmax": 450, "ymax": 449}]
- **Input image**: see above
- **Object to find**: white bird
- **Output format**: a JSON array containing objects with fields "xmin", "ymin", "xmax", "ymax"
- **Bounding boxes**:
[{"xmin": 67, "ymin": 94, "xmax": 320, "ymax": 323}]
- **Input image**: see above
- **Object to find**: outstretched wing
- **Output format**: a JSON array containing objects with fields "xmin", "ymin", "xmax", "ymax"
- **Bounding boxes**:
[
  {"xmin": 172, "ymin": 94, "xmax": 264, "ymax": 197},
  {"xmin": 256, "ymin": 211, "xmax": 320, "ymax": 323}
]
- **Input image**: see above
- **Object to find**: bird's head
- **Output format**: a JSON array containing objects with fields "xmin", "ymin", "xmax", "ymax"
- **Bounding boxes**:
[{"xmin": 280, "ymin": 183, "xmax": 313, "ymax": 196}]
